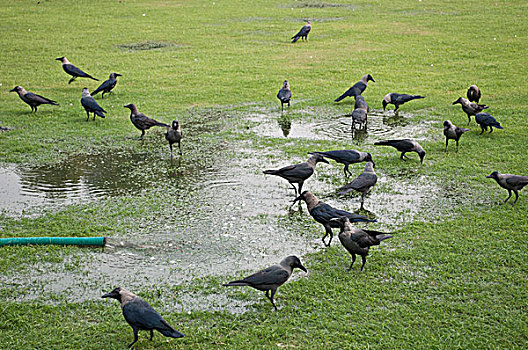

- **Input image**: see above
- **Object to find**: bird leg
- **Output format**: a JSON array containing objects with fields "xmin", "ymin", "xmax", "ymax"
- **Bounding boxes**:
[
  {"xmin": 149, "ymin": 330, "xmax": 154, "ymax": 341},
  {"xmin": 513, "ymin": 190, "xmax": 519, "ymax": 204},
  {"xmin": 68, "ymin": 76, "xmax": 76, "ymax": 84},
  {"xmin": 343, "ymin": 164, "xmax": 350, "ymax": 178},
  {"xmin": 445, "ymin": 139, "xmax": 448, "ymax": 152},
  {"xmin": 489, "ymin": 126, "xmax": 493, "ymax": 133},
  {"xmin": 455, "ymin": 140, "xmax": 459, "ymax": 153},
  {"xmin": 400, "ymin": 152, "xmax": 407, "ymax": 161},
  {"xmin": 169, "ymin": 144, "xmax": 174, "ymax": 159},
  {"xmin": 140, "ymin": 130, "xmax": 145, "ymax": 140},
  {"xmin": 93, "ymin": 113, "xmax": 96, "ymax": 121},
  {"xmin": 504, "ymin": 190, "xmax": 512, "ymax": 203},
  {"xmin": 266, "ymin": 289, "xmax": 278, "ymax": 310},
  {"xmin": 86, "ymin": 111, "xmax": 90, "ymax": 122},
  {"xmin": 479, "ymin": 126, "xmax": 485, "ymax": 135},
  {"xmin": 347, "ymin": 254, "xmax": 356, "ymax": 273},
  {"xmin": 467, "ymin": 116, "xmax": 471, "ymax": 126},
  {"xmin": 287, "ymin": 182, "xmax": 298, "ymax": 196},
  {"xmin": 128, "ymin": 329, "xmax": 139, "ymax": 348},
  {"xmin": 322, "ymin": 225, "xmax": 333, "ymax": 247},
  {"xmin": 360, "ymin": 255, "xmax": 367, "ymax": 271},
  {"xmin": 178, "ymin": 141, "xmax": 182, "ymax": 155}
]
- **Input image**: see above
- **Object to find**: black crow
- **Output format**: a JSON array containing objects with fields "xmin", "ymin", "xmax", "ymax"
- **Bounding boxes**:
[
  {"xmin": 382, "ymin": 93, "xmax": 425, "ymax": 112},
  {"xmin": 331, "ymin": 216, "xmax": 393, "ymax": 271},
  {"xmin": 467, "ymin": 84, "xmax": 481, "ymax": 103},
  {"xmin": 452, "ymin": 97, "xmax": 489, "ymax": 125},
  {"xmin": 334, "ymin": 74, "xmax": 375, "ymax": 102},
  {"xmin": 337, "ymin": 161, "xmax": 377, "ymax": 206},
  {"xmin": 308, "ymin": 149, "xmax": 372, "ymax": 178},
  {"xmin": 351, "ymin": 95, "xmax": 369, "ymax": 129},
  {"xmin": 263, "ymin": 154, "xmax": 329, "ymax": 196},
  {"xmin": 102, "ymin": 287, "xmax": 184, "ymax": 348},
  {"xmin": 91, "ymin": 73, "xmax": 122, "ymax": 98},
  {"xmin": 81, "ymin": 87, "xmax": 106, "ymax": 121},
  {"xmin": 443, "ymin": 120, "xmax": 469, "ymax": 152},
  {"xmin": 291, "ymin": 21, "xmax": 311, "ymax": 43},
  {"xmin": 293, "ymin": 190, "xmax": 375, "ymax": 246},
  {"xmin": 223, "ymin": 255, "xmax": 307, "ymax": 310},
  {"xmin": 374, "ymin": 139, "xmax": 426, "ymax": 163},
  {"xmin": 486, "ymin": 171, "xmax": 528, "ymax": 204},
  {"xmin": 9, "ymin": 85, "xmax": 58, "ymax": 112},
  {"xmin": 56, "ymin": 57, "xmax": 98, "ymax": 84},
  {"xmin": 475, "ymin": 113, "xmax": 503, "ymax": 135},
  {"xmin": 165, "ymin": 120, "xmax": 182, "ymax": 157},
  {"xmin": 277, "ymin": 80, "xmax": 292, "ymax": 111},
  {"xmin": 124, "ymin": 103, "xmax": 169, "ymax": 139}
]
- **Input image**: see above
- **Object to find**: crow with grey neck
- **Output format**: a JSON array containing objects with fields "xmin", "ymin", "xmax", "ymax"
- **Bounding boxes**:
[
  {"xmin": 263, "ymin": 154, "xmax": 329, "ymax": 196},
  {"xmin": 309, "ymin": 149, "xmax": 372, "ymax": 178},
  {"xmin": 452, "ymin": 97, "xmax": 489, "ymax": 125},
  {"xmin": 374, "ymin": 139, "xmax": 425, "ymax": 163},
  {"xmin": 81, "ymin": 88, "xmax": 106, "ymax": 121},
  {"xmin": 486, "ymin": 171, "xmax": 528, "ymax": 204},
  {"xmin": 382, "ymin": 93, "xmax": 425, "ymax": 112},
  {"xmin": 223, "ymin": 255, "xmax": 307, "ymax": 310},
  {"xmin": 102, "ymin": 287, "xmax": 184, "ymax": 348},
  {"xmin": 352, "ymin": 95, "xmax": 369, "ymax": 129},
  {"xmin": 291, "ymin": 21, "xmax": 311, "ymax": 43},
  {"xmin": 91, "ymin": 73, "xmax": 122, "ymax": 98},
  {"xmin": 56, "ymin": 57, "xmax": 98, "ymax": 84},
  {"xmin": 334, "ymin": 74, "xmax": 375, "ymax": 102},
  {"xmin": 443, "ymin": 120, "xmax": 469, "ymax": 152},
  {"xmin": 124, "ymin": 103, "xmax": 169, "ymax": 139},
  {"xmin": 467, "ymin": 85, "xmax": 481, "ymax": 103},
  {"xmin": 165, "ymin": 120, "xmax": 182, "ymax": 157},
  {"xmin": 277, "ymin": 80, "xmax": 292, "ymax": 111},
  {"xmin": 337, "ymin": 161, "xmax": 377, "ymax": 207},
  {"xmin": 330, "ymin": 216, "xmax": 393, "ymax": 272},
  {"xmin": 293, "ymin": 190, "xmax": 375, "ymax": 246},
  {"xmin": 475, "ymin": 113, "xmax": 503, "ymax": 135},
  {"xmin": 10, "ymin": 85, "xmax": 58, "ymax": 112}
]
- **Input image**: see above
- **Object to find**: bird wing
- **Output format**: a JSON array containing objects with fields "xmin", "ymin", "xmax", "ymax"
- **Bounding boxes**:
[
  {"xmin": 81, "ymin": 96, "xmax": 106, "ymax": 112},
  {"xmin": 394, "ymin": 94, "xmax": 420, "ymax": 103},
  {"xmin": 277, "ymin": 88, "xmax": 292, "ymax": 102},
  {"xmin": 63, "ymin": 63, "xmax": 88, "ymax": 77},
  {"xmin": 277, "ymin": 163, "xmax": 313, "ymax": 179},
  {"xmin": 242, "ymin": 265, "xmax": 290, "ymax": 287},
  {"xmin": 351, "ymin": 108, "xmax": 367, "ymax": 122},
  {"xmin": 314, "ymin": 150, "xmax": 360, "ymax": 163},
  {"xmin": 292, "ymin": 25, "xmax": 309, "ymax": 38},
  {"xmin": 350, "ymin": 231, "xmax": 378, "ymax": 248},
  {"xmin": 92, "ymin": 79, "xmax": 113, "ymax": 94},
  {"xmin": 122, "ymin": 298, "xmax": 166, "ymax": 330},
  {"xmin": 135, "ymin": 113, "xmax": 166, "ymax": 127},
  {"xmin": 339, "ymin": 173, "xmax": 377, "ymax": 193},
  {"xmin": 25, "ymin": 92, "xmax": 57, "ymax": 104},
  {"xmin": 505, "ymin": 176, "xmax": 528, "ymax": 187},
  {"xmin": 375, "ymin": 139, "xmax": 412, "ymax": 151}
]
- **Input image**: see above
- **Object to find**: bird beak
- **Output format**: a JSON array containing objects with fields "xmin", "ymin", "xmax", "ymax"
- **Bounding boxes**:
[
  {"xmin": 298, "ymin": 264, "xmax": 307, "ymax": 273},
  {"xmin": 9, "ymin": 88, "xmax": 16, "ymax": 92},
  {"xmin": 452, "ymin": 99, "xmax": 460, "ymax": 105},
  {"xmin": 101, "ymin": 292, "xmax": 113, "ymax": 298},
  {"xmin": 486, "ymin": 174, "xmax": 493, "ymax": 178},
  {"xmin": 123, "ymin": 104, "xmax": 129, "ymax": 108},
  {"xmin": 115, "ymin": 73, "xmax": 122, "ymax": 76},
  {"xmin": 55, "ymin": 57, "xmax": 62, "ymax": 61}
]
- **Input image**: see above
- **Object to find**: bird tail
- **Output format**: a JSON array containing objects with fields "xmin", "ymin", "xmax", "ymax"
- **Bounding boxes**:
[
  {"xmin": 156, "ymin": 122, "xmax": 170, "ymax": 128},
  {"xmin": 334, "ymin": 93, "xmax": 348, "ymax": 102},
  {"xmin": 412, "ymin": 95, "xmax": 425, "ymax": 100},
  {"xmin": 376, "ymin": 234, "xmax": 393, "ymax": 242},
  {"xmin": 158, "ymin": 322, "xmax": 185, "ymax": 338},
  {"xmin": 479, "ymin": 104, "xmax": 489, "ymax": 110},
  {"xmin": 263, "ymin": 169, "xmax": 279, "ymax": 175},
  {"xmin": 291, "ymin": 36, "xmax": 299, "ymax": 43},
  {"xmin": 374, "ymin": 140, "xmax": 395, "ymax": 146},
  {"xmin": 491, "ymin": 122, "xmax": 503, "ymax": 129},
  {"xmin": 91, "ymin": 88, "xmax": 101, "ymax": 96},
  {"xmin": 48, "ymin": 100, "xmax": 60, "ymax": 106},
  {"xmin": 88, "ymin": 75, "xmax": 99, "ymax": 81},
  {"xmin": 95, "ymin": 111, "xmax": 106, "ymax": 118},
  {"xmin": 223, "ymin": 280, "xmax": 250, "ymax": 287}
]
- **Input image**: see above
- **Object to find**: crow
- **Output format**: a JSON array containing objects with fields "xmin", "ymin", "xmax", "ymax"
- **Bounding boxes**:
[
  {"xmin": 337, "ymin": 161, "xmax": 377, "ymax": 207},
  {"xmin": 91, "ymin": 73, "xmax": 122, "ymax": 98},
  {"xmin": 124, "ymin": 103, "xmax": 169, "ymax": 139},
  {"xmin": 486, "ymin": 171, "xmax": 528, "ymax": 204},
  {"xmin": 56, "ymin": 57, "xmax": 98, "ymax": 84},
  {"xmin": 102, "ymin": 287, "xmax": 184, "ymax": 349},
  {"xmin": 382, "ymin": 93, "xmax": 425, "ymax": 112},
  {"xmin": 263, "ymin": 154, "xmax": 329, "ymax": 196},
  {"xmin": 331, "ymin": 216, "xmax": 393, "ymax": 271},
  {"xmin": 277, "ymin": 80, "xmax": 292, "ymax": 111},
  {"xmin": 291, "ymin": 21, "xmax": 311, "ymax": 43},
  {"xmin": 81, "ymin": 88, "xmax": 106, "ymax": 121},
  {"xmin": 475, "ymin": 113, "xmax": 503, "ymax": 135},
  {"xmin": 165, "ymin": 120, "xmax": 182, "ymax": 157},
  {"xmin": 9, "ymin": 85, "xmax": 58, "ymax": 112},
  {"xmin": 308, "ymin": 150, "xmax": 372, "ymax": 178},
  {"xmin": 452, "ymin": 97, "xmax": 489, "ymax": 125},
  {"xmin": 293, "ymin": 190, "xmax": 375, "ymax": 246},
  {"xmin": 374, "ymin": 139, "xmax": 426, "ymax": 163},
  {"xmin": 223, "ymin": 255, "xmax": 306, "ymax": 310},
  {"xmin": 334, "ymin": 74, "xmax": 375, "ymax": 102},
  {"xmin": 351, "ymin": 95, "xmax": 369, "ymax": 129},
  {"xmin": 443, "ymin": 120, "xmax": 469, "ymax": 152},
  {"xmin": 467, "ymin": 85, "xmax": 481, "ymax": 103}
]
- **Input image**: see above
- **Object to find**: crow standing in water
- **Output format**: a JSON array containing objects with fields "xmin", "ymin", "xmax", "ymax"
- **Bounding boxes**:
[
  {"xmin": 165, "ymin": 120, "xmax": 183, "ymax": 157},
  {"xmin": 331, "ymin": 216, "xmax": 394, "ymax": 272},
  {"xmin": 102, "ymin": 287, "xmax": 184, "ymax": 348},
  {"xmin": 382, "ymin": 93, "xmax": 425, "ymax": 112},
  {"xmin": 9, "ymin": 85, "xmax": 59, "ymax": 112},
  {"xmin": 291, "ymin": 21, "xmax": 311, "ymax": 43},
  {"xmin": 443, "ymin": 120, "xmax": 469, "ymax": 152},
  {"xmin": 293, "ymin": 190, "xmax": 375, "ymax": 246},
  {"xmin": 124, "ymin": 103, "xmax": 169, "ymax": 139},
  {"xmin": 338, "ymin": 161, "xmax": 377, "ymax": 207},
  {"xmin": 467, "ymin": 85, "xmax": 481, "ymax": 103},
  {"xmin": 81, "ymin": 88, "xmax": 106, "ymax": 121},
  {"xmin": 91, "ymin": 73, "xmax": 122, "ymax": 98},
  {"xmin": 334, "ymin": 74, "xmax": 375, "ymax": 102},
  {"xmin": 277, "ymin": 80, "xmax": 292, "ymax": 111},
  {"xmin": 374, "ymin": 139, "xmax": 426, "ymax": 163},
  {"xmin": 56, "ymin": 57, "xmax": 98, "ymax": 84},
  {"xmin": 486, "ymin": 171, "xmax": 528, "ymax": 204},
  {"xmin": 223, "ymin": 256, "xmax": 307, "ymax": 310},
  {"xmin": 309, "ymin": 149, "xmax": 373, "ymax": 179}
]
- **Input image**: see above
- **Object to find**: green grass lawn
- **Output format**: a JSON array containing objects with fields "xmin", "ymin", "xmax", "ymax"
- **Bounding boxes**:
[{"xmin": 1, "ymin": 0, "xmax": 527, "ymax": 348}]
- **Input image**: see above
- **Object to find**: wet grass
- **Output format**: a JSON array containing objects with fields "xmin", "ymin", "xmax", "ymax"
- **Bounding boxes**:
[{"xmin": 1, "ymin": 0, "xmax": 528, "ymax": 348}]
